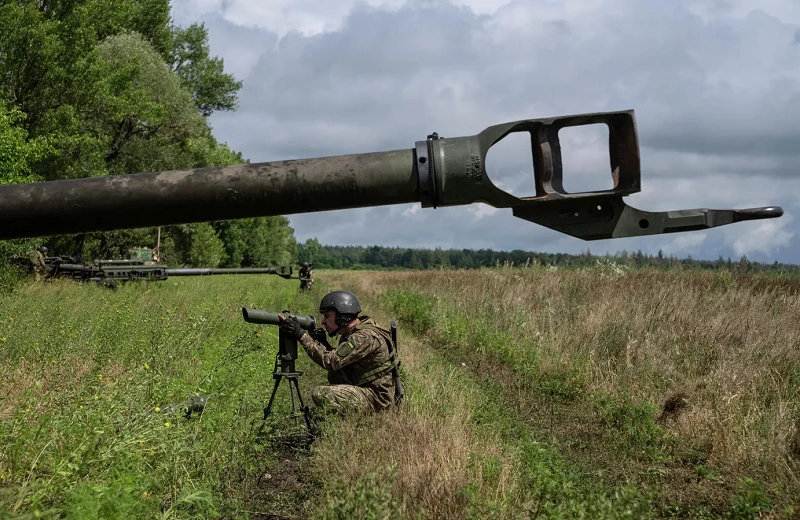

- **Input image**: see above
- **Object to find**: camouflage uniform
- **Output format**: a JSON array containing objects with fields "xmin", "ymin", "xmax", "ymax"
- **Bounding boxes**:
[
  {"xmin": 299, "ymin": 265, "xmax": 313, "ymax": 290},
  {"xmin": 299, "ymin": 316, "xmax": 396, "ymax": 413},
  {"xmin": 28, "ymin": 249, "xmax": 47, "ymax": 280}
]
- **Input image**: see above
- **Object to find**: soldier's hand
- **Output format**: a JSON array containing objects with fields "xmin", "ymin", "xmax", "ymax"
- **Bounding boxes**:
[
  {"xmin": 310, "ymin": 328, "xmax": 332, "ymax": 348},
  {"xmin": 279, "ymin": 315, "xmax": 306, "ymax": 340}
]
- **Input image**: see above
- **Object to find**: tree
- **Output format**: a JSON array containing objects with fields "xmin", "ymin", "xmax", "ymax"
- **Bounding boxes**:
[
  {"xmin": 170, "ymin": 23, "xmax": 242, "ymax": 116},
  {"xmin": 299, "ymin": 238, "xmax": 327, "ymax": 265},
  {"xmin": 0, "ymin": 1, "xmax": 299, "ymax": 268}
]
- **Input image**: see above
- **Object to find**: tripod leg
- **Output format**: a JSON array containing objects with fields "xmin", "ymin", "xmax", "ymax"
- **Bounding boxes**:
[
  {"xmin": 263, "ymin": 376, "xmax": 283, "ymax": 421},
  {"xmin": 290, "ymin": 377, "xmax": 312, "ymax": 431}
]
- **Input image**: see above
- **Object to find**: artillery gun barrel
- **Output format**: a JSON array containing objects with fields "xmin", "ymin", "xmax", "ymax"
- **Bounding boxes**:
[
  {"xmin": 165, "ymin": 267, "xmax": 290, "ymax": 276},
  {"xmin": 55, "ymin": 263, "xmax": 93, "ymax": 271},
  {"xmin": 0, "ymin": 150, "xmax": 415, "ymax": 239},
  {"xmin": 0, "ymin": 110, "xmax": 783, "ymax": 241}
]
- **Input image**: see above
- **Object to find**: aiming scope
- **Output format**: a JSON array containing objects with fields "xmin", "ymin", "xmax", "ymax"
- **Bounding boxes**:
[
  {"xmin": 242, "ymin": 307, "xmax": 316, "ymax": 429},
  {"xmin": 241, "ymin": 308, "xmax": 317, "ymax": 330}
]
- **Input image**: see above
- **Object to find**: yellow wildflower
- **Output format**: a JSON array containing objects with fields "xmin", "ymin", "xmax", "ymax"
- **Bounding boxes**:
[
  {"xmin": 144, "ymin": 363, "xmax": 150, "ymax": 370},
  {"xmin": 154, "ymin": 406, "xmax": 161, "ymax": 412},
  {"xmin": 164, "ymin": 422, "xmax": 171, "ymax": 428}
]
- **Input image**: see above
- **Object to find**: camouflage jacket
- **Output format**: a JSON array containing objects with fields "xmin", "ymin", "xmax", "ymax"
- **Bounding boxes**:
[{"xmin": 299, "ymin": 316, "xmax": 396, "ymax": 409}]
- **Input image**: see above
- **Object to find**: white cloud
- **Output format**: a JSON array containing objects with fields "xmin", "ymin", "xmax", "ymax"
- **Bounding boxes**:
[
  {"xmin": 730, "ymin": 212, "xmax": 795, "ymax": 257},
  {"xmin": 661, "ymin": 231, "xmax": 708, "ymax": 256}
]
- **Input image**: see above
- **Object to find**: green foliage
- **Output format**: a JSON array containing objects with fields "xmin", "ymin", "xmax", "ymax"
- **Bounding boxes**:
[
  {"xmin": 213, "ymin": 217, "xmax": 298, "ymax": 268},
  {"xmin": 314, "ymin": 465, "xmax": 403, "ymax": 520},
  {"xmin": 727, "ymin": 478, "xmax": 773, "ymax": 519},
  {"xmin": 95, "ymin": 30, "xmax": 205, "ymax": 173},
  {"xmin": 0, "ymin": 0, "xmax": 300, "ymax": 268},
  {"xmin": 170, "ymin": 23, "xmax": 242, "ymax": 116},
  {"xmin": 0, "ymin": 275, "xmax": 321, "ymax": 517},
  {"xmin": 184, "ymin": 222, "xmax": 226, "ymax": 267},
  {"xmin": 0, "ymin": 239, "xmax": 38, "ymax": 294},
  {"xmin": 300, "ymin": 241, "xmax": 800, "ymax": 273},
  {"xmin": 594, "ymin": 396, "xmax": 667, "ymax": 461},
  {"xmin": 298, "ymin": 237, "xmax": 327, "ymax": 265},
  {"xmin": 379, "ymin": 289, "xmax": 436, "ymax": 334},
  {"xmin": 0, "ymin": 103, "xmax": 54, "ymax": 185}
]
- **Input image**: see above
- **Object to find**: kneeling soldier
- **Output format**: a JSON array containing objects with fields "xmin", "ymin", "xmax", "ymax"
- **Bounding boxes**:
[{"xmin": 279, "ymin": 290, "xmax": 398, "ymax": 414}]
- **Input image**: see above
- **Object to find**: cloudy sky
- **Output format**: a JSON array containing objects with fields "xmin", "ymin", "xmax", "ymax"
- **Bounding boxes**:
[{"xmin": 170, "ymin": 0, "xmax": 800, "ymax": 264}]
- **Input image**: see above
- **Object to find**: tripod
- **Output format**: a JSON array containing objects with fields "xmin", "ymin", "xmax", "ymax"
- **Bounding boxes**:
[{"xmin": 262, "ymin": 329, "xmax": 312, "ymax": 431}]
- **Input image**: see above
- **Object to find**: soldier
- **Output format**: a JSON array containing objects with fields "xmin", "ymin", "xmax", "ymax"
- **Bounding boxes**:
[
  {"xmin": 28, "ymin": 246, "xmax": 48, "ymax": 280},
  {"xmin": 279, "ymin": 290, "xmax": 398, "ymax": 414},
  {"xmin": 298, "ymin": 262, "xmax": 313, "ymax": 290}
]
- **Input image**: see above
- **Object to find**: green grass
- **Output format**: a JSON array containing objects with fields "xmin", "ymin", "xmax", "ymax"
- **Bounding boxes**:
[
  {"xmin": 0, "ymin": 275, "xmax": 325, "ymax": 519},
  {"xmin": 2, "ymin": 268, "xmax": 798, "ymax": 519}
]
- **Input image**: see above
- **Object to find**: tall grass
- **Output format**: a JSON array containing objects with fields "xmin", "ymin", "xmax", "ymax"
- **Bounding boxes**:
[
  {"xmin": 318, "ymin": 265, "xmax": 799, "ymax": 518},
  {"xmin": 0, "ymin": 275, "xmax": 325, "ymax": 518},
  {"xmin": 2, "ymin": 265, "xmax": 798, "ymax": 518}
]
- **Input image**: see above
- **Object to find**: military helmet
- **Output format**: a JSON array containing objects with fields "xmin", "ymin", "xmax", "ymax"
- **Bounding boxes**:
[
  {"xmin": 38, "ymin": 246, "xmax": 48, "ymax": 254},
  {"xmin": 301, "ymin": 262, "xmax": 310, "ymax": 268},
  {"xmin": 319, "ymin": 290, "xmax": 361, "ymax": 315}
]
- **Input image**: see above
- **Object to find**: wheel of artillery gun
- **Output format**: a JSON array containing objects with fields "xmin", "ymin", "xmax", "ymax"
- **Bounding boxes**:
[{"xmin": 97, "ymin": 278, "xmax": 118, "ymax": 291}]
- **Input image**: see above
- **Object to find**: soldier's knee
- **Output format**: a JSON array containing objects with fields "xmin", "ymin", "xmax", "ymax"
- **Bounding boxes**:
[{"xmin": 311, "ymin": 385, "xmax": 328, "ymax": 407}]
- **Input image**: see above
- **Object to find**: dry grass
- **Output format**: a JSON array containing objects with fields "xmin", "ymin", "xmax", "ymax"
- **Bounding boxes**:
[
  {"xmin": 0, "ymin": 351, "xmax": 112, "ymax": 419},
  {"xmin": 371, "ymin": 267, "xmax": 800, "ymax": 485},
  {"xmin": 310, "ymin": 330, "xmax": 520, "ymax": 519},
  {"xmin": 308, "ymin": 271, "xmax": 534, "ymax": 518},
  {"xmin": 306, "ymin": 266, "xmax": 800, "ymax": 517}
]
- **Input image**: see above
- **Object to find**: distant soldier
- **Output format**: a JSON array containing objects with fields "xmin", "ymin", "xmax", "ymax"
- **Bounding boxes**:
[
  {"xmin": 279, "ymin": 290, "xmax": 400, "ymax": 414},
  {"xmin": 28, "ymin": 246, "xmax": 48, "ymax": 280},
  {"xmin": 298, "ymin": 262, "xmax": 313, "ymax": 290}
]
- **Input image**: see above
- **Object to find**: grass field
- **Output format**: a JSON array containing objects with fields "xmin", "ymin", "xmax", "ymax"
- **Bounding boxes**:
[{"xmin": 0, "ymin": 265, "xmax": 798, "ymax": 519}]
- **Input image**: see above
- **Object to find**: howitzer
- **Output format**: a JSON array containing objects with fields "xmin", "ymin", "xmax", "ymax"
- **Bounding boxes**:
[
  {"xmin": 243, "ymin": 308, "xmax": 318, "ymax": 430},
  {"xmin": 39, "ymin": 259, "xmax": 293, "ymax": 287},
  {"xmin": 0, "ymin": 110, "xmax": 782, "ymax": 242}
]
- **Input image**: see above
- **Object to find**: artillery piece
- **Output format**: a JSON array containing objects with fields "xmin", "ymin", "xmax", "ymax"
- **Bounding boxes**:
[
  {"xmin": 30, "ymin": 257, "xmax": 294, "ymax": 289},
  {"xmin": 0, "ymin": 110, "xmax": 782, "ymax": 242}
]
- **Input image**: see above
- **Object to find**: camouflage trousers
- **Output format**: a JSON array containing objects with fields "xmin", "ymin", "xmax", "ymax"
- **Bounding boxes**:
[
  {"xmin": 311, "ymin": 384, "xmax": 376, "ymax": 413},
  {"xmin": 310, "ymin": 368, "xmax": 391, "ymax": 413}
]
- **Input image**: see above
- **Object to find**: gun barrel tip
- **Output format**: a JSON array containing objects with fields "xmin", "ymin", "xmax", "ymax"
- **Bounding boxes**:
[{"xmin": 738, "ymin": 206, "xmax": 784, "ymax": 220}]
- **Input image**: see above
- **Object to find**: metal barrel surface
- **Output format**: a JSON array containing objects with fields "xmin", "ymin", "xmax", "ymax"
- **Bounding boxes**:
[
  {"xmin": 0, "ymin": 149, "xmax": 416, "ymax": 240},
  {"xmin": 166, "ymin": 267, "xmax": 286, "ymax": 276},
  {"xmin": 0, "ymin": 110, "xmax": 784, "ymax": 242},
  {"xmin": 241, "ymin": 308, "xmax": 317, "ymax": 330}
]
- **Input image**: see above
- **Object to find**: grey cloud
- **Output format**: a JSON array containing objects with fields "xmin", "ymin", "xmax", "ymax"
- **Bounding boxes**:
[{"xmin": 193, "ymin": 0, "xmax": 799, "ymax": 263}]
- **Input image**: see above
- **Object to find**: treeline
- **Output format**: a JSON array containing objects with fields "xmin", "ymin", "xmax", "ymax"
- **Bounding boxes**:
[
  {"xmin": 0, "ymin": 0, "xmax": 298, "ymax": 270},
  {"xmin": 297, "ymin": 239, "xmax": 800, "ymax": 273}
]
